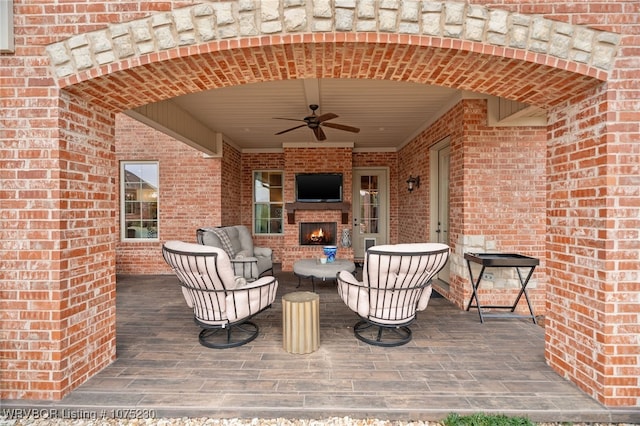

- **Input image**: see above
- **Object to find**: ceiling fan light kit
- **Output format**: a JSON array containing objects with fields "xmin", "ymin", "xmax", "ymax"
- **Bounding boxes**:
[{"xmin": 274, "ymin": 104, "xmax": 360, "ymax": 141}]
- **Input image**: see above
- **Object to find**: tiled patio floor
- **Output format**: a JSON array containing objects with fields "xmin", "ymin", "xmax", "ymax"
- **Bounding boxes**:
[{"xmin": 3, "ymin": 267, "xmax": 639, "ymax": 423}]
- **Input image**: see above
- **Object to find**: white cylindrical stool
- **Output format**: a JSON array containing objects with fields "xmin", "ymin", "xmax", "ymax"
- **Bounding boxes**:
[{"xmin": 282, "ymin": 291, "xmax": 320, "ymax": 354}]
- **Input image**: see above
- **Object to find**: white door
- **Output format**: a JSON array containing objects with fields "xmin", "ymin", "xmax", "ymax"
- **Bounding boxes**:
[
  {"xmin": 352, "ymin": 168, "xmax": 388, "ymax": 260},
  {"xmin": 430, "ymin": 139, "xmax": 451, "ymax": 283}
]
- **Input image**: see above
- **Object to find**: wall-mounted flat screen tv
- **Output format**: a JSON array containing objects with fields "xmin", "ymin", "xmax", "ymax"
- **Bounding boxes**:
[{"xmin": 295, "ymin": 173, "xmax": 343, "ymax": 202}]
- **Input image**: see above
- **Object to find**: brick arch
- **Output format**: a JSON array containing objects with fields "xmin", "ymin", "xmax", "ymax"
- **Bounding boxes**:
[
  {"xmin": 8, "ymin": 0, "xmax": 630, "ymax": 407},
  {"xmin": 47, "ymin": 1, "xmax": 620, "ymax": 111},
  {"xmin": 62, "ymin": 37, "xmax": 608, "ymax": 115}
]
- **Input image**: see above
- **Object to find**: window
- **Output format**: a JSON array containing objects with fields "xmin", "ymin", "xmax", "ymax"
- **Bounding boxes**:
[
  {"xmin": 121, "ymin": 162, "xmax": 159, "ymax": 240},
  {"xmin": 254, "ymin": 171, "xmax": 283, "ymax": 234}
]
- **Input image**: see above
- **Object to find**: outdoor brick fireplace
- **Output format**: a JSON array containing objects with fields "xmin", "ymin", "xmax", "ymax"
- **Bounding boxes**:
[{"xmin": 299, "ymin": 222, "xmax": 337, "ymax": 246}]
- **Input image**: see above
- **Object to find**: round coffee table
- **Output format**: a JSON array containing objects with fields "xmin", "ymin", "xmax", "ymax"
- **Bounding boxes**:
[{"xmin": 293, "ymin": 259, "xmax": 356, "ymax": 292}]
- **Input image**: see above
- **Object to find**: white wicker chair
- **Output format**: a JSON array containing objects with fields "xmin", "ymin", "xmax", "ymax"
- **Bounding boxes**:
[
  {"xmin": 162, "ymin": 240, "xmax": 278, "ymax": 349},
  {"xmin": 337, "ymin": 243, "xmax": 450, "ymax": 346}
]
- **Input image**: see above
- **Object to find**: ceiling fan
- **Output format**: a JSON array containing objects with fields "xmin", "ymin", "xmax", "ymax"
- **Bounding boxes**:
[{"xmin": 274, "ymin": 104, "xmax": 360, "ymax": 141}]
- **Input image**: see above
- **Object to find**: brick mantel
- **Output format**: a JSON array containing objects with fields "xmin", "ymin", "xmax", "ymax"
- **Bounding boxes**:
[{"xmin": 285, "ymin": 202, "xmax": 351, "ymax": 225}]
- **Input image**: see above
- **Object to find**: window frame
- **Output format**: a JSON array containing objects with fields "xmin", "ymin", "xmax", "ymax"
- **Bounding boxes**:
[
  {"xmin": 253, "ymin": 170, "xmax": 284, "ymax": 235},
  {"xmin": 120, "ymin": 161, "xmax": 160, "ymax": 242}
]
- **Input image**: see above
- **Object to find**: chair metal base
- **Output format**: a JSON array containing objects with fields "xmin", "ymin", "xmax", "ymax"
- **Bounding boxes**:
[
  {"xmin": 353, "ymin": 320, "xmax": 412, "ymax": 347},
  {"xmin": 198, "ymin": 321, "xmax": 259, "ymax": 349}
]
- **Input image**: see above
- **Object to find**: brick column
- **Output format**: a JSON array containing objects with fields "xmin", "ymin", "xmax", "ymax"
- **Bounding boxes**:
[
  {"xmin": 0, "ymin": 93, "xmax": 118, "ymax": 399},
  {"xmin": 546, "ymin": 85, "xmax": 640, "ymax": 406}
]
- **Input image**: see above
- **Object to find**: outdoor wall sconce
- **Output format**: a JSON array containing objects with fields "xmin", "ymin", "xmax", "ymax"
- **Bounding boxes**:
[{"xmin": 406, "ymin": 175, "xmax": 420, "ymax": 192}]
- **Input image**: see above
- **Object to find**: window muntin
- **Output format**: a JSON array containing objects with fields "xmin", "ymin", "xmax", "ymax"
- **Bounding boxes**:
[
  {"xmin": 121, "ymin": 162, "xmax": 159, "ymax": 240},
  {"xmin": 254, "ymin": 171, "xmax": 283, "ymax": 234}
]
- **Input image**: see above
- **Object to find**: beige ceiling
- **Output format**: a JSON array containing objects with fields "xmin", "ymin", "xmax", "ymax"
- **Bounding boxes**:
[
  {"xmin": 129, "ymin": 78, "xmax": 545, "ymax": 154},
  {"xmin": 168, "ymin": 78, "xmax": 463, "ymax": 151}
]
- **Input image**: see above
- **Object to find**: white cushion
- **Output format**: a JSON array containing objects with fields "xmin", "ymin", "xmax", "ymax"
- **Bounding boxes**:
[
  {"xmin": 163, "ymin": 240, "xmax": 278, "ymax": 327},
  {"xmin": 339, "ymin": 243, "xmax": 449, "ymax": 325}
]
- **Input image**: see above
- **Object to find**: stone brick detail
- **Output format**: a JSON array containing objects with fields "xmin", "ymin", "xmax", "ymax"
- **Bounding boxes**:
[{"xmin": 45, "ymin": 1, "xmax": 620, "ymax": 81}]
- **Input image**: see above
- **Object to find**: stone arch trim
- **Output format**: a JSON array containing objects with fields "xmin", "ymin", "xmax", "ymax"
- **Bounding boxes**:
[{"xmin": 46, "ymin": 1, "xmax": 620, "ymax": 88}]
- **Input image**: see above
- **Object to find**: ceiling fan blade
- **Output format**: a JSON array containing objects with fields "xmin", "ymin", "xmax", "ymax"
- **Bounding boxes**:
[
  {"xmin": 322, "ymin": 122, "xmax": 361, "ymax": 133},
  {"xmin": 273, "ymin": 117, "xmax": 305, "ymax": 122},
  {"xmin": 313, "ymin": 126, "xmax": 327, "ymax": 141},
  {"xmin": 275, "ymin": 124, "xmax": 307, "ymax": 135},
  {"xmin": 316, "ymin": 113, "xmax": 338, "ymax": 123}
]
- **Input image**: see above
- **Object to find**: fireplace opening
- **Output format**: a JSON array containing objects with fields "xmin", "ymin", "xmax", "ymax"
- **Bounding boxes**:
[{"xmin": 299, "ymin": 222, "xmax": 337, "ymax": 246}]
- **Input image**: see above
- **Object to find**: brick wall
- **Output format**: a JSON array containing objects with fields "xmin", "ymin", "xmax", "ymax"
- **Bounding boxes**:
[
  {"xmin": 398, "ymin": 105, "xmax": 463, "ymax": 246},
  {"xmin": 1, "ymin": 90, "xmax": 117, "ymax": 399},
  {"xmin": 115, "ymin": 98, "xmax": 548, "ymax": 317},
  {"xmin": 113, "ymin": 136, "xmax": 397, "ymax": 272},
  {"xmin": 458, "ymin": 99, "xmax": 547, "ymax": 312},
  {"xmin": 57, "ymin": 93, "xmax": 118, "ymax": 397},
  {"xmin": 281, "ymin": 147, "xmax": 353, "ymax": 270},
  {"xmin": 398, "ymin": 99, "xmax": 547, "ymax": 313},
  {"xmin": 239, "ymin": 150, "xmax": 400, "ymax": 266},
  {"xmin": 1, "ymin": 0, "xmax": 637, "ymax": 407},
  {"xmin": 221, "ymin": 143, "xmax": 242, "ymax": 226},
  {"xmin": 399, "ymin": 102, "xmax": 464, "ymax": 306},
  {"xmin": 115, "ymin": 114, "xmax": 222, "ymax": 274},
  {"xmin": 241, "ymin": 152, "xmax": 286, "ymax": 263},
  {"xmin": 352, "ymin": 151, "xmax": 399, "ymax": 245},
  {"xmin": 546, "ymin": 84, "xmax": 640, "ymax": 406}
]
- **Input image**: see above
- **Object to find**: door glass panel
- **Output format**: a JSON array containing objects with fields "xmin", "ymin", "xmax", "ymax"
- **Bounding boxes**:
[
  {"xmin": 353, "ymin": 168, "xmax": 387, "ymax": 259},
  {"xmin": 358, "ymin": 175, "xmax": 379, "ymax": 234}
]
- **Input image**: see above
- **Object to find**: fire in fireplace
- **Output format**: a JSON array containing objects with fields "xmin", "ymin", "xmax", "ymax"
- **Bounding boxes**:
[{"xmin": 299, "ymin": 222, "xmax": 337, "ymax": 245}]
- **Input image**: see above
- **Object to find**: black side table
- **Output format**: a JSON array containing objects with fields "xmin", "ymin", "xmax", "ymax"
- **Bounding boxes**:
[{"xmin": 464, "ymin": 252, "xmax": 539, "ymax": 324}]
